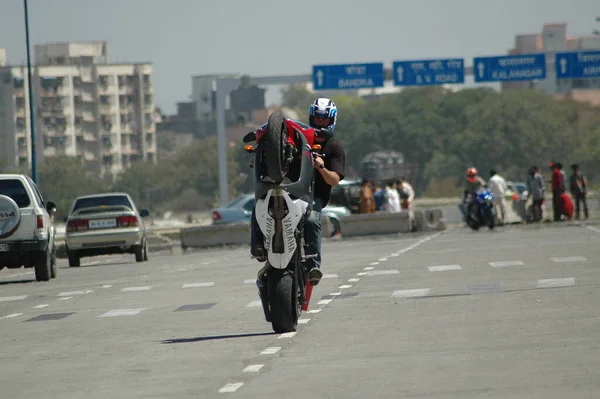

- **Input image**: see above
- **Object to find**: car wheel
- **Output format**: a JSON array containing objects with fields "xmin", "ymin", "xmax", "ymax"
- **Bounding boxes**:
[
  {"xmin": 50, "ymin": 245, "xmax": 57, "ymax": 279},
  {"xmin": 34, "ymin": 249, "xmax": 51, "ymax": 282},
  {"xmin": 68, "ymin": 251, "xmax": 80, "ymax": 267},
  {"xmin": 135, "ymin": 240, "xmax": 146, "ymax": 262}
]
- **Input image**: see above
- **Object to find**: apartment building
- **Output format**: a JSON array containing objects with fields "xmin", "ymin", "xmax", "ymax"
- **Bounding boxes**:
[
  {"xmin": 503, "ymin": 23, "xmax": 600, "ymax": 94},
  {"xmin": 0, "ymin": 41, "xmax": 156, "ymax": 178}
]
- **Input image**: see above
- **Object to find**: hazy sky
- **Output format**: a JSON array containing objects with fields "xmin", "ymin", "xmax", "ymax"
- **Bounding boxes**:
[{"xmin": 1, "ymin": 0, "xmax": 598, "ymax": 114}]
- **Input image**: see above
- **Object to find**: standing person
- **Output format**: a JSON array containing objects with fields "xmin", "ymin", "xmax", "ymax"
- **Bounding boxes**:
[
  {"xmin": 527, "ymin": 166, "xmax": 545, "ymax": 222},
  {"xmin": 549, "ymin": 162, "xmax": 565, "ymax": 222},
  {"xmin": 384, "ymin": 181, "xmax": 400, "ymax": 213},
  {"xmin": 373, "ymin": 183, "xmax": 385, "ymax": 211},
  {"xmin": 397, "ymin": 177, "xmax": 415, "ymax": 210},
  {"xmin": 487, "ymin": 169, "xmax": 508, "ymax": 224},
  {"xmin": 569, "ymin": 164, "xmax": 589, "ymax": 220},
  {"xmin": 359, "ymin": 180, "xmax": 375, "ymax": 214}
]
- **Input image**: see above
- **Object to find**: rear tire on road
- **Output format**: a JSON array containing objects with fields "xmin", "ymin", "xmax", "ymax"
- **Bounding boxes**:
[
  {"xmin": 50, "ymin": 245, "xmax": 57, "ymax": 278},
  {"xmin": 34, "ymin": 249, "xmax": 51, "ymax": 282},
  {"xmin": 268, "ymin": 268, "xmax": 298, "ymax": 333},
  {"xmin": 68, "ymin": 251, "xmax": 80, "ymax": 267},
  {"xmin": 135, "ymin": 240, "xmax": 147, "ymax": 262}
]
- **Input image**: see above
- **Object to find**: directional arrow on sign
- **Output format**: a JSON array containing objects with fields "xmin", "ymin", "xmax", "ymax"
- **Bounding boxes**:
[
  {"xmin": 477, "ymin": 62, "xmax": 485, "ymax": 79},
  {"xmin": 559, "ymin": 57, "xmax": 567, "ymax": 75},
  {"xmin": 316, "ymin": 70, "xmax": 324, "ymax": 87},
  {"xmin": 396, "ymin": 66, "xmax": 404, "ymax": 83}
]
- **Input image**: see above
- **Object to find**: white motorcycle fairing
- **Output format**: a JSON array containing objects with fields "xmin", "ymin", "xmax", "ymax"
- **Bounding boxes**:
[{"xmin": 255, "ymin": 188, "xmax": 309, "ymax": 269}]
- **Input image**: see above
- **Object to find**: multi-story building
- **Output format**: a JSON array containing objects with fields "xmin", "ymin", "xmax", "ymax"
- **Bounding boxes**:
[
  {"xmin": 503, "ymin": 23, "xmax": 600, "ymax": 94},
  {"xmin": 0, "ymin": 41, "xmax": 156, "ymax": 178}
]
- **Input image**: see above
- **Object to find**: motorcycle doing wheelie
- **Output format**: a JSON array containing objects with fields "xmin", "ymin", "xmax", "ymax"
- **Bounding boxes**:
[
  {"xmin": 467, "ymin": 187, "xmax": 496, "ymax": 231},
  {"xmin": 242, "ymin": 109, "xmax": 324, "ymax": 333}
]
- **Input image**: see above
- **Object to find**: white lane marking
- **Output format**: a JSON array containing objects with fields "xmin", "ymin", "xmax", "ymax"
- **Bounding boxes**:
[
  {"xmin": 99, "ymin": 308, "xmax": 146, "ymax": 317},
  {"xmin": 121, "ymin": 286, "xmax": 151, "ymax": 292},
  {"xmin": 58, "ymin": 297, "xmax": 73, "ymax": 300},
  {"xmin": 551, "ymin": 256, "xmax": 587, "ymax": 263},
  {"xmin": 307, "ymin": 309, "xmax": 322, "ymax": 314},
  {"xmin": 587, "ymin": 226, "xmax": 600, "ymax": 233},
  {"xmin": 367, "ymin": 269, "xmax": 399, "ymax": 276},
  {"xmin": 356, "ymin": 272, "xmax": 368, "ymax": 276},
  {"xmin": 378, "ymin": 258, "xmax": 388, "ymax": 262},
  {"xmin": 58, "ymin": 290, "xmax": 93, "ymax": 296},
  {"xmin": 246, "ymin": 300, "xmax": 262, "ymax": 307},
  {"xmin": 1, "ymin": 313, "xmax": 23, "ymax": 319},
  {"xmin": 392, "ymin": 288, "xmax": 431, "ymax": 298},
  {"xmin": 322, "ymin": 274, "xmax": 338, "ymax": 279},
  {"xmin": 318, "ymin": 299, "xmax": 333, "ymax": 305},
  {"xmin": 278, "ymin": 332, "xmax": 297, "ymax": 339},
  {"xmin": 244, "ymin": 279, "xmax": 256, "ymax": 284},
  {"xmin": 428, "ymin": 264, "xmax": 462, "ymax": 272},
  {"xmin": 339, "ymin": 285, "xmax": 352, "ymax": 289},
  {"xmin": 390, "ymin": 253, "xmax": 400, "ymax": 257},
  {"xmin": 101, "ymin": 285, "xmax": 113, "ymax": 288},
  {"xmin": 260, "ymin": 347, "xmax": 281, "ymax": 355},
  {"xmin": 33, "ymin": 304, "xmax": 49, "ymax": 309},
  {"xmin": 0, "ymin": 295, "xmax": 27, "ymax": 302},
  {"xmin": 0, "ymin": 271, "xmax": 33, "ymax": 279},
  {"xmin": 363, "ymin": 267, "xmax": 375, "ymax": 271},
  {"xmin": 218, "ymin": 382, "xmax": 244, "ymax": 393},
  {"xmin": 243, "ymin": 364, "xmax": 264, "ymax": 373},
  {"xmin": 397, "ymin": 232, "xmax": 442, "ymax": 254},
  {"xmin": 329, "ymin": 292, "xmax": 342, "ymax": 296},
  {"xmin": 489, "ymin": 261, "xmax": 524, "ymax": 267},
  {"xmin": 537, "ymin": 278, "xmax": 575, "ymax": 288},
  {"xmin": 298, "ymin": 318, "xmax": 310, "ymax": 324},
  {"xmin": 370, "ymin": 262, "xmax": 379, "ymax": 266},
  {"xmin": 182, "ymin": 282, "xmax": 215, "ymax": 288},
  {"xmin": 348, "ymin": 278, "xmax": 360, "ymax": 282}
]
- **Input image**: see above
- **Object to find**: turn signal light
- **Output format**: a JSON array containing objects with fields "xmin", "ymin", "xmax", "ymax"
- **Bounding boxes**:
[
  {"xmin": 244, "ymin": 145, "xmax": 254, "ymax": 153},
  {"xmin": 312, "ymin": 144, "xmax": 322, "ymax": 151}
]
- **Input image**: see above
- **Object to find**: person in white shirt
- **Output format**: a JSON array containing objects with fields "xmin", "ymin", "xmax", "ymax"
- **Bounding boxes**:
[
  {"xmin": 384, "ymin": 182, "xmax": 400, "ymax": 213},
  {"xmin": 397, "ymin": 178, "xmax": 415, "ymax": 209},
  {"xmin": 488, "ymin": 169, "xmax": 508, "ymax": 224}
]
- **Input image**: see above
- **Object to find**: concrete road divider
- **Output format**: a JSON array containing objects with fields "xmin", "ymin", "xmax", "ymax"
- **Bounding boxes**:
[
  {"xmin": 412, "ymin": 209, "xmax": 446, "ymax": 232},
  {"xmin": 178, "ymin": 209, "xmax": 445, "ymax": 250},
  {"xmin": 180, "ymin": 223, "xmax": 250, "ymax": 250}
]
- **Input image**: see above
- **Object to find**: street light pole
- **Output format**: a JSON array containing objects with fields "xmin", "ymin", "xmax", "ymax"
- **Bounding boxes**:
[{"xmin": 23, "ymin": 0, "xmax": 38, "ymax": 184}]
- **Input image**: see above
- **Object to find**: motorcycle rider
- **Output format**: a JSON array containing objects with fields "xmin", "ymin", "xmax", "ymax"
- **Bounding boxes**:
[
  {"xmin": 249, "ymin": 98, "xmax": 346, "ymax": 286},
  {"xmin": 459, "ymin": 167, "xmax": 487, "ymax": 222}
]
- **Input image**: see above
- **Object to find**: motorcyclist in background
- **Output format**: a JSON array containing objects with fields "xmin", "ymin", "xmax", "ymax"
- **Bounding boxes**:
[
  {"xmin": 458, "ymin": 167, "xmax": 487, "ymax": 222},
  {"xmin": 249, "ymin": 98, "xmax": 346, "ymax": 286}
]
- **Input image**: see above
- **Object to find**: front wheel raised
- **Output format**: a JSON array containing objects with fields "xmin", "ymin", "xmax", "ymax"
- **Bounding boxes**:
[
  {"xmin": 264, "ymin": 110, "xmax": 288, "ymax": 184},
  {"xmin": 268, "ymin": 268, "xmax": 297, "ymax": 333}
]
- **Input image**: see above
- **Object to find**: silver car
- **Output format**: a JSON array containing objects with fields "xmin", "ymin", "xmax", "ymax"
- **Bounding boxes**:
[
  {"xmin": 211, "ymin": 193, "xmax": 350, "ymax": 236},
  {"xmin": 65, "ymin": 193, "xmax": 149, "ymax": 267}
]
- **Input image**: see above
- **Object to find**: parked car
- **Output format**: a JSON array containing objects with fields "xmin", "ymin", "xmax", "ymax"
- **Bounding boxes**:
[
  {"xmin": 65, "ymin": 193, "xmax": 150, "ymax": 267},
  {"xmin": 0, "ymin": 174, "xmax": 57, "ymax": 281},
  {"xmin": 211, "ymin": 193, "xmax": 350, "ymax": 236}
]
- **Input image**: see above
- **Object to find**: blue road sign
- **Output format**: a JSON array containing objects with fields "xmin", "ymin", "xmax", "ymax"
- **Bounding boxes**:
[
  {"xmin": 312, "ymin": 62, "xmax": 384, "ymax": 90},
  {"xmin": 473, "ymin": 54, "xmax": 546, "ymax": 82},
  {"xmin": 393, "ymin": 58, "xmax": 464, "ymax": 86},
  {"xmin": 555, "ymin": 50, "xmax": 600, "ymax": 79}
]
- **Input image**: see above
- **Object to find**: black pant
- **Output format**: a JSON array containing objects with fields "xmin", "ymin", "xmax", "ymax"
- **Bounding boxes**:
[
  {"xmin": 531, "ymin": 199, "xmax": 544, "ymax": 222},
  {"xmin": 552, "ymin": 191, "xmax": 562, "ymax": 221},
  {"xmin": 574, "ymin": 194, "xmax": 588, "ymax": 219},
  {"xmin": 250, "ymin": 198, "xmax": 323, "ymax": 270}
]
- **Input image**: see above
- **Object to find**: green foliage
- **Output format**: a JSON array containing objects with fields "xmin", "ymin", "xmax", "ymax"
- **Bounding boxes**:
[{"xmin": 319, "ymin": 86, "xmax": 600, "ymax": 196}]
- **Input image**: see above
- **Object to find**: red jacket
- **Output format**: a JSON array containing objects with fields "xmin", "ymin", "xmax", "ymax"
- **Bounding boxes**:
[
  {"xmin": 559, "ymin": 193, "xmax": 573, "ymax": 218},
  {"xmin": 551, "ymin": 169, "xmax": 563, "ymax": 192}
]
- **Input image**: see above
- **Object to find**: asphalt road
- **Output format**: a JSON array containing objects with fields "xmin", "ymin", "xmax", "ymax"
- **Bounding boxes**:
[{"xmin": 1, "ymin": 222, "xmax": 600, "ymax": 398}]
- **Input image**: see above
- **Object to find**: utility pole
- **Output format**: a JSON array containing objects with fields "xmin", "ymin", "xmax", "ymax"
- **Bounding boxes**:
[{"xmin": 23, "ymin": 0, "xmax": 38, "ymax": 184}]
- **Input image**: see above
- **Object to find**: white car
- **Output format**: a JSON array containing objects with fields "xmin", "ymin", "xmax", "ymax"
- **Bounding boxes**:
[
  {"xmin": 64, "ymin": 192, "xmax": 149, "ymax": 267},
  {"xmin": 0, "ymin": 174, "xmax": 57, "ymax": 281}
]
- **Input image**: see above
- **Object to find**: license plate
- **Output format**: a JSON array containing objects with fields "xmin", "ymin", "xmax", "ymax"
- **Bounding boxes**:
[
  {"xmin": 89, "ymin": 219, "xmax": 117, "ymax": 229},
  {"xmin": 0, "ymin": 244, "xmax": 9, "ymax": 252}
]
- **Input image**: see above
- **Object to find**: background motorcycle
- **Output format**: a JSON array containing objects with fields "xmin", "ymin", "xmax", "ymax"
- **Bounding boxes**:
[{"xmin": 467, "ymin": 187, "xmax": 496, "ymax": 231}]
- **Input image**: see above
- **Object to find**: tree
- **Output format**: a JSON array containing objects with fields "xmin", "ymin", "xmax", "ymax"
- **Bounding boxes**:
[{"xmin": 37, "ymin": 156, "xmax": 109, "ymax": 220}]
